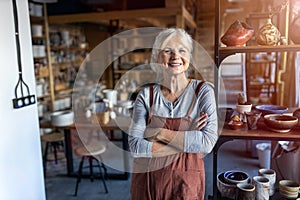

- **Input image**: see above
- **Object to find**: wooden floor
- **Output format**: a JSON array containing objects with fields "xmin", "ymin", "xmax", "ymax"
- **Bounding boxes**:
[{"xmin": 44, "ymin": 139, "xmax": 266, "ymax": 200}]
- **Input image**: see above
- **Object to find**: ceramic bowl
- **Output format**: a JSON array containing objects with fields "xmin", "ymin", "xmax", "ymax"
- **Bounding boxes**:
[
  {"xmin": 217, "ymin": 172, "xmax": 236, "ymax": 199},
  {"xmin": 255, "ymin": 104, "xmax": 288, "ymax": 115},
  {"xmin": 279, "ymin": 180, "xmax": 300, "ymax": 199},
  {"xmin": 224, "ymin": 170, "xmax": 250, "ymax": 185},
  {"xmin": 227, "ymin": 121, "xmax": 244, "ymax": 130},
  {"xmin": 293, "ymin": 108, "xmax": 300, "ymax": 126},
  {"xmin": 51, "ymin": 110, "xmax": 74, "ymax": 127},
  {"xmin": 264, "ymin": 114, "xmax": 298, "ymax": 132},
  {"xmin": 236, "ymin": 104, "xmax": 252, "ymax": 114}
]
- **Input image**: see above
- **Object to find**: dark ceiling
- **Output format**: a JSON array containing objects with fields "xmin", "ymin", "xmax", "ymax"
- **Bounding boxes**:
[{"xmin": 47, "ymin": 0, "xmax": 166, "ymax": 15}]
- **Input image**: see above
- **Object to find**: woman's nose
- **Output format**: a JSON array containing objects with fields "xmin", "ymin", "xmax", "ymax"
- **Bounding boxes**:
[{"xmin": 171, "ymin": 50, "xmax": 180, "ymax": 59}]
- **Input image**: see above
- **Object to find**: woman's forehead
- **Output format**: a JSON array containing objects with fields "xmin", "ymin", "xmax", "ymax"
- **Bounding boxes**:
[{"xmin": 161, "ymin": 36, "xmax": 189, "ymax": 49}]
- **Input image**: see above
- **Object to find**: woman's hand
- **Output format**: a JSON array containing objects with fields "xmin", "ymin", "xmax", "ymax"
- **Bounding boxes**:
[
  {"xmin": 144, "ymin": 128, "xmax": 161, "ymax": 141},
  {"xmin": 190, "ymin": 112, "xmax": 208, "ymax": 131}
]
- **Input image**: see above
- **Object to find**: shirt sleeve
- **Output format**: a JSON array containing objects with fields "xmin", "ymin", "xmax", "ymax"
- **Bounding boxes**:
[
  {"xmin": 128, "ymin": 88, "xmax": 153, "ymax": 157},
  {"xmin": 183, "ymin": 83, "xmax": 219, "ymax": 154}
]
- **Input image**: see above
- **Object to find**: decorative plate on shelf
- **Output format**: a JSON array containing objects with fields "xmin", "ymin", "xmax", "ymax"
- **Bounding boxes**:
[{"xmin": 255, "ymin": 104, "xmax": 288, "ymax": 115}]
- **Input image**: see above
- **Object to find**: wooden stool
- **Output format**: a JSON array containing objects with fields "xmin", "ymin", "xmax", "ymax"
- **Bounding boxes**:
[
  {"xmin": 74, "ymin": 144, "xmax": 108, "ymax": 196},
  {"xmin": 41, "ymin": 132, "xmax": 65, "ymax": 175}
]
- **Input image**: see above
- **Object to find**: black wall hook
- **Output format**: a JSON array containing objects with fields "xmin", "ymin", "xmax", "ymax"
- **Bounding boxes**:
[{"xmin": 11, "ymin": 0, "xmax": 36, "ymax": 109}]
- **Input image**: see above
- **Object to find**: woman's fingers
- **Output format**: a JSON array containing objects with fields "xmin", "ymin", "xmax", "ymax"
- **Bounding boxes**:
[
  {"xmin": 144, "ymin": 128, "xmax": 161, "ymax": 140},
  {"xmin": 191, "ymin": 113, "xmax": 208, "ymax": 130}
]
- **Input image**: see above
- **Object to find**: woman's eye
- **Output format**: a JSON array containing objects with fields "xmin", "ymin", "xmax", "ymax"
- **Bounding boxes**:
[
  {"xmin": 179, "ymin": 49, "xmax": 187, "ymax": 54},
  {"xmin": 163, "ymin": 49, "xmax": 172, "ymax": 54}
]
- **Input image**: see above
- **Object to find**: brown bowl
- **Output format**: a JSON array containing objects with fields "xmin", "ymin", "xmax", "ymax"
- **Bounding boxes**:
[
  {"xmin": 264, "ymin": 114, "xmax": 298, "ymax": 132},
  {"xmin": 228, "ymin": 121, "xmax": 244, "ymax": 130}
]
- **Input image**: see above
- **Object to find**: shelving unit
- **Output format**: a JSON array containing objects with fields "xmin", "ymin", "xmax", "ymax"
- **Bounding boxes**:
[
  {"xmin": 48, "ymin": 24, "xmax": 89, "ymax": 111},
  {"xmin": 29, "ymin": 2, "xmax": 54, "ymax": 118},
  {"xmin": 47, "ymin": 0, "xmax": 199, "ymax": 88},
  {"xmin": 110, "ymin": 29, "xmax": 156, "ymax": 89},
  {"xmin": 213, "ymin": 0, "xmax": 300, "ymax": 199}
]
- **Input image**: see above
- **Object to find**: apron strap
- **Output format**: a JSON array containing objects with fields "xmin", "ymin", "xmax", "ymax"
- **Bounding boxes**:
[
  {"xmin": 186, "ymin": 81, "xmax": 205, "ymax": 117},
  {"xmin": 147, "ymin": 86, "xmax": 154, "ymax": 125}
]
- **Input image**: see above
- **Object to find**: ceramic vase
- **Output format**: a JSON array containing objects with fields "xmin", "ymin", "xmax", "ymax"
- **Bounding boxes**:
[
  {"xmin": 256, "ymin": 18, "xmax": 281, "ymax": 46},
  {"xmin": 221, "ymin": 20, "xmax": 254, "ymax": 47},
  {"xmin": 290, "ymin": 14, "xmax": 300, "ymax": 44}
]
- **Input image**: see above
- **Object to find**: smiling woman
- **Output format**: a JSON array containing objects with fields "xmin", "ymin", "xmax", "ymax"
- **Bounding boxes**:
[{"xmin": 128, "ymin": 28, "xmax": 219, "ymax": 200}]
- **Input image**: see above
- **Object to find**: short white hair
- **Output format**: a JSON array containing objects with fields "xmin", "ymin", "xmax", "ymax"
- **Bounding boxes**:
[{"xmin": 150, "ymin": 28, "xmax": 193, "ymax": 63}]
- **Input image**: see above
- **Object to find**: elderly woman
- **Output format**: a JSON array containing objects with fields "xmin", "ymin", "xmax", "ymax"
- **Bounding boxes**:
[{"xmin": 128, "ymin": 28, "xmax": 218, "ymax": 200}]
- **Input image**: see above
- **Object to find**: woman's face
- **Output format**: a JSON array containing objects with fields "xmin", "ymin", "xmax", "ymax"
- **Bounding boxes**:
[{"xmin": 157, "ymin": 36, "xmax": 190, "ymax": 76}]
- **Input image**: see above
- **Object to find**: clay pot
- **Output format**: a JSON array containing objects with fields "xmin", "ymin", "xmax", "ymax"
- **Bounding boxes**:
[
  {"xmin": 293, "ymin": 108, "xmax": 300, "ymax": 126},
  {"xmin": 256, "ymin": 18, "xmax": 281, "ymax": 46},
  {"xmin": 290, "ymin": 15, "xmax": 300, "ymax": 44},
  {"xmin": 221, "ymin": 20, "xmax": 254, "ymax": 47}
]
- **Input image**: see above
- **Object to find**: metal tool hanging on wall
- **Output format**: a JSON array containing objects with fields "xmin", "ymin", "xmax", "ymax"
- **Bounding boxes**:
[{"xmin": 12, "ymin": 0, "xmax": 36, "ymax": 109}]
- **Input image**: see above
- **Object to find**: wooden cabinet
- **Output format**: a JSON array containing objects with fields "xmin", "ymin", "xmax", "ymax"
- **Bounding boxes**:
[{"xmin": 29, "ymin": 2, "xmax": 54, "ymax": 118}]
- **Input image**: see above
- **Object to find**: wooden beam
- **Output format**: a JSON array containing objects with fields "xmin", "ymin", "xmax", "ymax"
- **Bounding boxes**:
[
  {"xmin": 182, "ymin": 6, "xmax": 197, "ymax": 29},
  {"xmin": 48, "ymin": 8, "xmax": 181, "ymax": 24},
  {"xmin": 138, "ymin": 17, "xmax": 168, "ymax": 27},
  {"xmin": 176, "ymin": 14, "xmax": 185, "ymax": 28}
]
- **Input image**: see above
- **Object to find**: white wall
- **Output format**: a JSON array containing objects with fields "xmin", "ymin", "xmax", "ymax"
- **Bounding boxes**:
[{"xmin": 0, "ymin": 0, "xmax": 45, "ymax": 199}]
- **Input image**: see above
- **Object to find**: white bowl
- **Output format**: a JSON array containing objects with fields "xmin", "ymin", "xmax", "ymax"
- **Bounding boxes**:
[
  {"xmin": 236, "ymin": 104, "xmax": 252, "ymax": 114},
  {"xmin": 51, "ymin": 110, "xmax": 74, "ymax": 127}
]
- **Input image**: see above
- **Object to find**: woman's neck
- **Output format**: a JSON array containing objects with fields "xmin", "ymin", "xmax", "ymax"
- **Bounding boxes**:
[
  {"xmin": 161, "ymin": 74, "xmax": 190, "ymax": 93},
  {"xmin": 160, "ymin": 75, "xmax": 190, "ymax": 102}
]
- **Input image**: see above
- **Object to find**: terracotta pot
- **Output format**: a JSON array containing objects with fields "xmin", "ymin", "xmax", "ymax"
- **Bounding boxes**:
[
  {"xmin": 256, "ymin": 18, "xmax": 281, "ymax": 46},
  {"xmin": 290, "ymin": 15, "xmax": 300, "ymax": 44},
  {"xmin": 221, "ymin": 20, "xmax": 254, "ymax": 47}
]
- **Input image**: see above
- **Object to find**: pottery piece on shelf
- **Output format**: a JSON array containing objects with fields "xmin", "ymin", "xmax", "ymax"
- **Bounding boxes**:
[
  {"xmin": 293, "ymin": 108, "xmax": 300, "ymax": 126},
  {"xmin": 221, "ymin": 20, "xmax": 254, "ymax": 47},
  {"xmin": 256, "ymin": 18, "xmax": 281, "ymax": 46},
  {"xmin": 290, "ymin": 14, "xmax": 300, "ymax": 44}
]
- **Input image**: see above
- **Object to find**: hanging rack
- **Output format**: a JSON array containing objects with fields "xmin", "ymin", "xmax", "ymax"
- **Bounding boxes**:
[{"xmin": 12, "ymin": 0, "xmax": 36, "ymax": 109}]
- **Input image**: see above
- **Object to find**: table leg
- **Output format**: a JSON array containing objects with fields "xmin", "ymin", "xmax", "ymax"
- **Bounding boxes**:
[
  {"xmin": 121, "ymin": 130, "xmax": 129, "ymax": 180},
  {"xmin": 64, "ymin": 129, "xmax": 74, "ymax": 176}
]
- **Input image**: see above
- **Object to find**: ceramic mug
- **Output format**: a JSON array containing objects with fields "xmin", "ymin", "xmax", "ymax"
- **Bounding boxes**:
[
  {"xmin": 253, "ymin": 176, "xmax": 270, "ymax": 200},
  {"xmin": 258, "ymin": 168, "xmax": 276, "ymax": 196},
  {"xmin": 236, "ymin": 183, "xmax": 255, "ymax": 200}
]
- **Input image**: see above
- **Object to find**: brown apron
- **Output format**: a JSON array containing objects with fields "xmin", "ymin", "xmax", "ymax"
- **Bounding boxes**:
[{"xmin": 131, "ymin": 82, "xmax": 205, "ymax": 200}]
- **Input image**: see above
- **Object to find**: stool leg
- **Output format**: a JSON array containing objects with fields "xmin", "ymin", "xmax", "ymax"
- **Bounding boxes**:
[
  {"xmin": 43, "ymin": 142, "xmax": 50, "ymax": 176},
  {"xmin": 74, "ymin": 156, "xmax": 85, "ymax": 196},
  {"xmin": 89, "ymin": 157, "xmax": 94, "ymax": 182},
  {"xmin": 99, "ymin": 155, "xmax": 108, "ymax": 179},
  {"xmin": 96, "ymin": 159, "xmax": 108, "ymax": 193},
  {"xmin": 53, "ymin": 142, "xmax": 58, "ymax": 164}
]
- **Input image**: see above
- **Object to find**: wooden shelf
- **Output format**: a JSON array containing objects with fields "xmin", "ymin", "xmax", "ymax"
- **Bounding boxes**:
[
  {"xmin": 250, "ymin": 59, "xmax": 276, "ymax": 64},
  {"xmin": 30, "ymin": 16, "xmax": 44, "ymax": 24},
  {"xmin": 218, "ymin": 45, "xmax": 300, "ymax": 65},
  {"xmin": 32, "ymin": 36, "xmax": 46, "ymax": 40},
  {"xmin": 48, "ymin": 7, "xmax": 196, "ymax": 29}
]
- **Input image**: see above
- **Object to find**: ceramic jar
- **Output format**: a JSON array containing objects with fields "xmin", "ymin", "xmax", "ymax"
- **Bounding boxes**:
[
  {"xmin": 290, "ymin": 14, "xmax": 300, "ymax": 44},
  {"xmin": 256, "ymin": 18, "xmax": 281, "ymax": 46},
  {"xmin": 221, "ymin": 20, "xmax": 254, "ymax": 47}
]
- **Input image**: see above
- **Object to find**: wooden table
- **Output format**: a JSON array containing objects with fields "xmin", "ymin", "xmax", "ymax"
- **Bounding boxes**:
[
  {"xmin": 40, "ymin": 116, "xmax": 131, "ymax": 180},
  {"xmin": 209, "ymin": 121, "xmax": 300, "ymax": 200}
]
